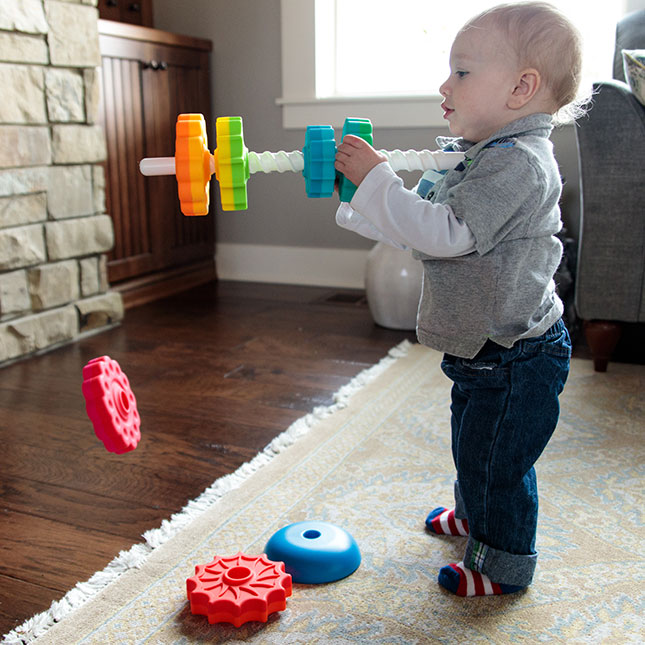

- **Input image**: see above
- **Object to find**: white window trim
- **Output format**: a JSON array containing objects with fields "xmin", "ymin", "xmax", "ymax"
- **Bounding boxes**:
[
  {"xmin": 277, "ymin": 0, "xmax": 445, "ymax": 129},
  {"xmin": 279, "ymin": 0, "xmax": 643, "ymax": 131}
]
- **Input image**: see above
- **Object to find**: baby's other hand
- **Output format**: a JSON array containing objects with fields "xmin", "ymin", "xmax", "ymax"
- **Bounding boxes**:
[{"xmin": 335, "ymin": 135, "xmax": 387, "ymax": 188}]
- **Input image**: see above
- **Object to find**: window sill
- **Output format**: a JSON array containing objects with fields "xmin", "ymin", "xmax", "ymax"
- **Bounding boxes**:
[{"xmin": 276, "ymin": 95, "xmax": 447, "ymax": 129}]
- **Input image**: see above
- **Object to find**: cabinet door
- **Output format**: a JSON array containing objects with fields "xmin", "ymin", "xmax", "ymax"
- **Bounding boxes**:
[
  {"xmin": 99, "ymin": 33, "xmax": 214, "ymax": 284},
  {"xmin": 140, "ymin": 42, "xmax": 214, "ymax": 271}
]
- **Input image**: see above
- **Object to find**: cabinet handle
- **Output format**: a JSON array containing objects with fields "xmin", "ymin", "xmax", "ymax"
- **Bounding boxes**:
[
  {"xmin": 143, "ymin": 61, "xmax": 168, "ymax": 71},
  {"xmin": 107, "ymin": 0, "xmax": 118, "ymax": 6},
  {"xmin": 129, "ymin": 3, "xmax": 141, "ymax": 11}
]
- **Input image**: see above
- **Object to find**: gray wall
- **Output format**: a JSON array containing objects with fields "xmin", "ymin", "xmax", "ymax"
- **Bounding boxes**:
[{"xmin": 153, "ymin": 0, "xmax": 582, "ymax": 247}]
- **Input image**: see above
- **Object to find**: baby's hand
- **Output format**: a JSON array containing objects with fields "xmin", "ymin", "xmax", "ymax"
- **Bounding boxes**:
[{"xmin": 335, "ymin": 135, "xmax": 387, "ymax": 188}]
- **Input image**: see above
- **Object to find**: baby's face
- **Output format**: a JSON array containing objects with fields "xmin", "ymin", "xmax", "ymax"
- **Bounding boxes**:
[{"xmin": 439, "ymin": 24, "xmax": 521, "ymax": 143}]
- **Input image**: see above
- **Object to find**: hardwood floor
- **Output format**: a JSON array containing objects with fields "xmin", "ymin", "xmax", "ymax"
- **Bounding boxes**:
[{"xmin": 0, "ymin": 281, "xmax": 415, "ymax": 636}]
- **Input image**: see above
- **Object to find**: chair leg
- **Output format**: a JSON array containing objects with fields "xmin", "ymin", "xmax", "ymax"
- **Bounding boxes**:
[{"xmin": 583, "ymin": 320, "xmax": 622, "ymax": 372}]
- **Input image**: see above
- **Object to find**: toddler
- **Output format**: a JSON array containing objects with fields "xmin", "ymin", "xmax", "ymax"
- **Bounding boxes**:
[{"xmin": 334, "ymin": 2, "xmax": 583, "ymax": 596}]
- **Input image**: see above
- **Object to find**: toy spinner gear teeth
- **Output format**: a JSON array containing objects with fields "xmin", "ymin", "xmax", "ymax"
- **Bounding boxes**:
[
  {"xmin": 175, "ymin": 113, "xmax": 213, "ymax": 216},
  {"xmin": 139, "ymin": 114, "xmax": 466, "ymax": 214},
  {"xmin": 302, "ymin": 125, "xmax": 336, "ymax": 198},
  {"xmin": 214, "ymin": 116, "xmax": 250, "ymax": 211},
  {"xmin": 82, "ymin": 356, "xmax": 141, "ymax": 454},
  {"xmin": 337, "ymin": 118, "xmax": 374, "ymax": 203},
  {"xmin": 186, "ymin": 552, "xmax": 292, "ymax": 627}
]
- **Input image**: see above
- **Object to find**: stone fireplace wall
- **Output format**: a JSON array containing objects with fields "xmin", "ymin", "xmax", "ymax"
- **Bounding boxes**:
[{"xmin": 0, "ymin": 0, "xmax": 123, "ymax": 365}]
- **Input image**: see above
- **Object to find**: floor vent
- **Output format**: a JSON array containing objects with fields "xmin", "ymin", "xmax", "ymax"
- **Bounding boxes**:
[{"xmin": 318, "ymin": 292, "xmax": 367, "ymax": 306}]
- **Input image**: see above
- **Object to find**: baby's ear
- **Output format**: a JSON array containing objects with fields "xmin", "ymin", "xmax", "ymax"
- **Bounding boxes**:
[{"xmin": 508, "ymin": 69, "xmax": 541, "ymax": 109}]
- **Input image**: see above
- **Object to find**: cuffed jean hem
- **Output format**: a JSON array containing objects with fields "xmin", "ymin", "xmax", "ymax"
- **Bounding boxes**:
[
  {"xmin": 464, "ymin": 537, "xmax": 537, "ymax": 587},
  {"xmin": 454, "ymin": 480, "xmax": 467, "ymax": 520}
]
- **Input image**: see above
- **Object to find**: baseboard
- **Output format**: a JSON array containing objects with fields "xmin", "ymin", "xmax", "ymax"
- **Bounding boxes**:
[
  {"xmin": 215, "ymin": 243, "xmax": 370, "ymax": 289},
  {"xmin": 113, "ymin": 259, "xmax": 217, "ymax": 309}
]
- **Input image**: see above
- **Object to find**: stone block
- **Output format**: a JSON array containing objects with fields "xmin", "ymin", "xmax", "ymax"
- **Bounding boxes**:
[
  {"xmin": 0, "ymin": 126, "xmax": 51, "ymax": 169},
  {"xmin": 0, "ymin": 64, "xmax": 47, "ymax": 123},
  {"xmin": 92, "ymin": 164, "xmax": 105, "ymax": 213},
  {"xmin": 46, "ymin": 1, "xmax": 100, "ymax": 67},
  {"xmin": 0, "ymin": 167, "xmax": 49, "ymax": 198},
  {"xmin": 45, "ymin": 214, "xmax": 114, "ymax": 260},
  {"xmin": 0, "ymin": 193, "xmax": 47, "ymax": 229},
  {"xmin": 79, "ymin": 257, "xmax": 99, "ymax": 296},
  {"xmin": 46, "ymin": 68, "xmax": 84, "ymax": 122},
  {"xmin": 28, "ymin": 260, "xmax": 80, "ymax": 310},
  {"xmin": 0, "ymin": 0, "xmax": 48, "ymax": 34},
  {"xmin": 51, "ymin": 125, "xmax": 107, "ymax": 164},
  {"xmin": 84, "ymin": 67, "xmax": 101, "ymax": 124},
  {"xmin": 0, "ymin": 305, "xmax": 78, "ymax": 363},
  {"xmin": 0, "ymin": 32, "xmax": 48, "ymax": 64},
  {"xmin": 81, "ymin": 290, "xmax": 123, "ymax": 325},
  {"xmin": 47, "ymin": 165, "xmax": 93, "ymax": 218},
  {"xmin": 0, "ymin": 269, "xmax": 30, "ymax": 319},
  {"xmin": 98, "ymin": 254, "xmax": 108, "ymax": 292},
  {"xmin": 76, "ymin": 291, "xmax": 124, "ymax": 332},
  {"xmin": 0, "ymin": 224, "xmax": 46, "ymax": 270}
]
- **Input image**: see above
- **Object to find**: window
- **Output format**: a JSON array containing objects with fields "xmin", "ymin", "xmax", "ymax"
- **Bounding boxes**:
[{"xmin": 278, "ymin": 0, "xmax": 633, "ymax": 129}]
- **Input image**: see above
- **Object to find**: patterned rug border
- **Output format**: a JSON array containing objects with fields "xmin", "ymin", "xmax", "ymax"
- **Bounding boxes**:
[{"xmin": 2, "ymin": 341, "xmax": 413, "ymax": 645}]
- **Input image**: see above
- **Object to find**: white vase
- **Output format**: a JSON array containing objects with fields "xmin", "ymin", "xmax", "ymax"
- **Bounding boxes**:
[{"xmin": 365, "ymin": 242, "xmax": 423, "ymax": 330}]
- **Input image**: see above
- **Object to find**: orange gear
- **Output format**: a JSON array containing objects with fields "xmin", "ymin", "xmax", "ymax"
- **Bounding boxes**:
[{"xmin": 175, "ymin": 114, "xmax": 213, "ymax": 216}]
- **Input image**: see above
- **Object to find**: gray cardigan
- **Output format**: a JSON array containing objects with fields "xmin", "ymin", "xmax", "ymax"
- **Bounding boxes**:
[{"xmin": 413, "ymin": 114, "xmax": 564, "ymax": 358}]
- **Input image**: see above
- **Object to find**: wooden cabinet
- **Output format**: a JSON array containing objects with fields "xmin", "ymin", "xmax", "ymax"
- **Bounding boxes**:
[
  {"xmin": 98, "ymin": 20, "xmax": 216, "ymax": 307},
  {"xmin": 98, "ymin": 0, "xmax": 153, "ymax": 28}
]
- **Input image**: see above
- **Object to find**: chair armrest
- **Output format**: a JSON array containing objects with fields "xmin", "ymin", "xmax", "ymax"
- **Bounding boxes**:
[
  {"xmin": 574, "ymin": 81, "xmax": 645, "ymax": 322},
  {"xmin": 577, "ymin": 80, "xmax": 645, "ymax": 149}
]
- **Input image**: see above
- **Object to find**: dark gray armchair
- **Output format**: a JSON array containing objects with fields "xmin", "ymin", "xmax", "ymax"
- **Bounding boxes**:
[{"xmin": 574, "ymin": 10, "xmax": 645, "ymax": 371}]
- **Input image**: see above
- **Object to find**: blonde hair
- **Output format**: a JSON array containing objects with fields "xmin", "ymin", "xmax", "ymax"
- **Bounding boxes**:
[{"xmin": 462, "ymin": 2, "xmax": 586, "ymax": 123}]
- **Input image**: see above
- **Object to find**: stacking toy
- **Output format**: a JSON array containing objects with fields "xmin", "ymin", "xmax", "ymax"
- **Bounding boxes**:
[
  {"xmin": 82, "ymin": 356, "xmax": 141, "ymax": 454},
  {"xmin": 302, "ymin": 124, "xmax": 337, "ymax": 198},
  {"xmin": 139, "ymin": 114, "xmax": 465, "ymax": 215},
  {"xmin": 186, "ymin": 553, "xmax": 292, "ymax": 627},
  {"xmin": 264, "ymin": 521, "xmax": 361, "ymax": 584},
  {"xmin": 337, "ymin": 118, "xmax": 374, "ymax": 203}
]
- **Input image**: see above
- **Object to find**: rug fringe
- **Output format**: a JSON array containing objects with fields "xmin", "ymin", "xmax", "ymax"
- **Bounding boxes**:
[{"xmin": 2, "ymin": 340, "xmax": 412, "ymax": 645}]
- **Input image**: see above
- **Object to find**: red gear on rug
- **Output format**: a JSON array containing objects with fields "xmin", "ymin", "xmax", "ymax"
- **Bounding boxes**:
[{"xmin": 186, "ymin": 553, "xmax": 292, "ymax": 627}]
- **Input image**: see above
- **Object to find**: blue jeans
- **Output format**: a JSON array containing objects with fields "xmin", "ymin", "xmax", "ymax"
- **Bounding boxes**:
[{"xmin": 440, "ymin": 319, "xmax": 571, "ymax": 587}]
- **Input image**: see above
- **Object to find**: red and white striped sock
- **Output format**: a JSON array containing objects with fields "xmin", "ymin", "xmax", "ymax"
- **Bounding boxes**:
[
  {"xmin": 425, "ymin": 507, "xmax": 469, "ymax": 536},
  {"xmin": 438, "ymin": 561, "xmax": 525, "ymax": 597}
]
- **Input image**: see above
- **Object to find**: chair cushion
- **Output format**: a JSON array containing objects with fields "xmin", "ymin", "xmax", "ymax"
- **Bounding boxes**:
[{"xmin": 623, "ymin": 50, "xmax": 645, "ymax": 106}]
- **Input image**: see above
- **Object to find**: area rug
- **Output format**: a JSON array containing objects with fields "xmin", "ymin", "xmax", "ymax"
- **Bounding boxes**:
[{"xmin": 4, "ymin": 342, "xmax": 644, "ymax": 644}]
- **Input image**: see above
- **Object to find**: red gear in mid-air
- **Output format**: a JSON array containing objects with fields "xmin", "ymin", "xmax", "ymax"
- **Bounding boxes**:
[{"xmin": 82, "ymin": 356, "xmax": 141, "ymax": 454}]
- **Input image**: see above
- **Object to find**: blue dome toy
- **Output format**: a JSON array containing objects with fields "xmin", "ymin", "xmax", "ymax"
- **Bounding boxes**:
[{"xmin": 264, "ymin": 521, "xmax": 361, "ymax": 584}]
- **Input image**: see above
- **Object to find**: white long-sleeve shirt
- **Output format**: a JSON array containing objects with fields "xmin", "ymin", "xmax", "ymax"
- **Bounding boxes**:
[{"xmin": 335, "ymin": 161, "xmax": 476, "ymax": 257}]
